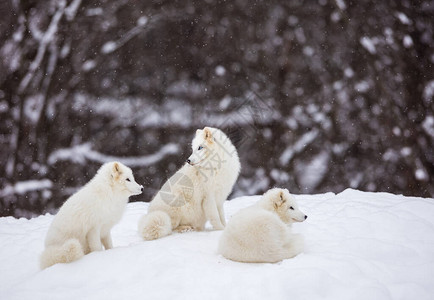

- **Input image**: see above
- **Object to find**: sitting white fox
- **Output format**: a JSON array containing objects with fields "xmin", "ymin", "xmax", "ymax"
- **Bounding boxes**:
[{"xmin": 40, "ymin": 162, "xmax": 143, "ymax": 269}]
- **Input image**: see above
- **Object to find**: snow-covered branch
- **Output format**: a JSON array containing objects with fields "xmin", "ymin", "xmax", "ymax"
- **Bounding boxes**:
[
  {"xmin": 0, "ymin": 179, "xmax": 53, "ymax": 198},
  {"xmin": 47, "ymin": 143, "xmax": 180, "ymax": 167},
  {"xmin": 101, "ymin": 16, "xmax": 148, "ymax": 54},
  {"xmin": 18, "ymin": 1, "xmax": 66, "ymax": 94},
  {"xmin": 279, "ymin": 130, "xmax": 319, "ymax": 166},
  {"xmin": 65, "ymin": 0, "xmax": 82, "ymax": 21}
]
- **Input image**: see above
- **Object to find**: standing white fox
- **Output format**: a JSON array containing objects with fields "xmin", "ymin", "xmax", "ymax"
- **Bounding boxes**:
[
  {"xmin": 40, "ymin": 162, "xmax": 143, "ymax": 269},
  {"xmin": 138, "ymin": 127, "xmax": 240, "ymax": 240}
]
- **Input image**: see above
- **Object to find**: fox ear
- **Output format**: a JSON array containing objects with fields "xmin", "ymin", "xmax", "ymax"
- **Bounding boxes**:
[
  {"xmin": 273, "ymin": 190, "xmax": 286, "ymax": 209},
  {"xmin": 204, "ymin": 127, "xmax": 213, "ymax": 142},
  {"xmin": 279, "ymin": 191, "xmax": 286, "ymax": 202},
  {"xmin": 112, "ymin": 162, "xmax": 122, "ymax": 178}
]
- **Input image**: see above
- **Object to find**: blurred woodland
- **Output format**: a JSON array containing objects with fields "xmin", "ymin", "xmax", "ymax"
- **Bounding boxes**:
[{"xmin": 0, "ymin": 0, "xmax": 433, "ymax": 217}]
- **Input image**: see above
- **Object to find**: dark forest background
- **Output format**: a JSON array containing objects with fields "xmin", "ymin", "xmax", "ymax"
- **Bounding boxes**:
[{"xmin": 0, "ymin": 0, "xmax": 433, "ymax": 218}]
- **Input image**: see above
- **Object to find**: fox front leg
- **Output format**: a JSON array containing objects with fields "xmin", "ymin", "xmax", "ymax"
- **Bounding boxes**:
[
  {"xmin": 203, "ymin": 196, "xmax": 224, "ymax": 230},
  {"xmin": 101, "ymin": 233, "xmax": 113, "ymax": 250},
  {"xmin": 87, "ymin": 227, "xmax": 103, "ymax": 252},
  {"xmin": 217, "ymin": 202, "xmax": 226, "ymax": 226}
]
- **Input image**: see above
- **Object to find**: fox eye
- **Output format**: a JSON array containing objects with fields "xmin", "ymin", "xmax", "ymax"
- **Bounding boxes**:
[
  {"xmin": 289, "ymin": 206, "xmax": 294, "ymax": 210},
  {"xmin": 126, "ymin": 178, "xmax": 131, "ymax": 182},
  {"xmin": 198, "ymin": 146, "xmax": 203, "ymax": 150}
]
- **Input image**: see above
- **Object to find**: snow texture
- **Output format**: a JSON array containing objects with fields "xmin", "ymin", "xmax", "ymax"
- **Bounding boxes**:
[{"xmin": 1, "ymin": 189, "xmax": 433, "ymax": 300}]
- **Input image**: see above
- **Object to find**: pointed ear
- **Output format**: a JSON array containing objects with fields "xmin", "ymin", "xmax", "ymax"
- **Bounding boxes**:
[
  {"xmin": 112, "ymin": 162, "xmax": 122, "ymax": 178},
  {"xmin": 196, "ymin": 129, "xmax": 202, "ymax": 136},
  {"xmin": 279, "ymin": 190, "xmax": 286, "ymax": 202},
  {"xmin": 204, "ymin": 127, "xmax": 213, "ymax": 142},
  {"xmin": 273, "ymin": 190, "xmax": 286, "ymax": 209}
]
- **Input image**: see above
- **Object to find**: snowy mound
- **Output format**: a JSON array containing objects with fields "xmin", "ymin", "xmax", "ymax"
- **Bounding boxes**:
[{"xmin": 1, "ymin": 189, "xmax": 433, "ymax": 300}]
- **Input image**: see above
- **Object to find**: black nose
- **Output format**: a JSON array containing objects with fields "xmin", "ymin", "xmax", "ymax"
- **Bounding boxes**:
[
  {"xmin": 141, "ymin": 187, "xmax": 144, "ymax": 192},
  {"xmin": 186, "ymin": 159, "xmax": 191, "ymax": 164},
  {"xmin": 305, "ymin": 215, "xmax": 308, "ymax": 220}
]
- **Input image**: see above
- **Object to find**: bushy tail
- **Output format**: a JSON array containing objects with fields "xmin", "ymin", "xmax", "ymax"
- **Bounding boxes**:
[
  {"xmin": 40, "ymin": 238, "xmax": 84, "ymax": 269},
  {"xmin": 138, "ymin": 211, "xmax": 172, "ymax": 241}
]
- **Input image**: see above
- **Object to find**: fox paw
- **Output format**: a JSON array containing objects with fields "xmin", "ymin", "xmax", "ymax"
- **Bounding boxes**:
[{"xmin": 174, "ymin": 225, "xmax": 195, "ymax": 233}]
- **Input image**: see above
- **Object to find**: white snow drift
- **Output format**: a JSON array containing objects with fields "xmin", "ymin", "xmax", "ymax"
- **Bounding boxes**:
[{"xmin": 0, "ymin": 189, "xmax": 434, "ymax": 300}]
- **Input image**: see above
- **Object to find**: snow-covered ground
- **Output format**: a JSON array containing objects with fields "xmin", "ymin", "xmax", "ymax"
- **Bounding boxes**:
[{"xmin": 1, "ymin": 189, "xmax": 433, "ymax": 300}]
